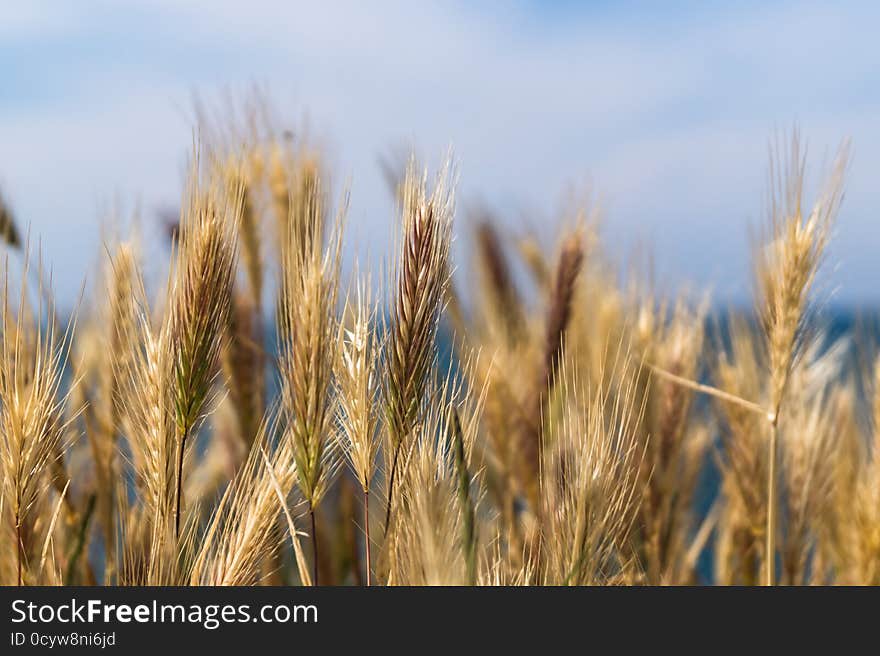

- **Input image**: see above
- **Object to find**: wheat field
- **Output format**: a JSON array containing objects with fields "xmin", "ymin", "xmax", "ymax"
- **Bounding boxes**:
[{"xmin": 0, "ymin": 109, "xmax": 873, "ymax": 586}]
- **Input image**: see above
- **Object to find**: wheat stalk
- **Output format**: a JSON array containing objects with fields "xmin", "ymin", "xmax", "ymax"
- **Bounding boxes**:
[
  {"xmin": 518, "ymin": 227, "xmax": 585, "ymax": 509},
  {"xmin": 335, "ymin": 278, "xmax": 381, "ymax": 584},
  {"xmin": 754, "ymin": 133, "xmax": 848, "ymax": 585},
  {"xmin": 166, "ymin": 169, "xmax": 240, "ymax": 539},
  {"xmin": 0, "ymin": 256, "xmax": 75, "ymax": 584},
  {"xmin": 383, "ymin": 156, "xmax": 455, "ymax": 534},
  {"xmin": 277, "ymin": 158, "xmax": 345, "ymax": 585},
  {"xmin": 191, "ymin": 411, "xmax": 299, "ymax": 586}
]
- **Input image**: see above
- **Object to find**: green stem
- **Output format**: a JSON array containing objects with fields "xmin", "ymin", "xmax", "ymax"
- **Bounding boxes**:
[
  {"xmin": 173, "ymin": 420, "xmax": 190, "ymax": 541},
  {"xmin": 65, "ymin": 494, "xmax": 96, "ymax": 585},
  {"xmin": 452, "ymin": 410, "xmax": 476, "ymax": 585},
  {"xmin": 383, "ymin": 442, "xmax": 402, "ymax": 535}
]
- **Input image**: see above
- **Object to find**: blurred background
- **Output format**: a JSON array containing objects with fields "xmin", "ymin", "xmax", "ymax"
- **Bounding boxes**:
[{"xmin": 1, "ymin": 0, "xmax": 879, "ymax": 308}]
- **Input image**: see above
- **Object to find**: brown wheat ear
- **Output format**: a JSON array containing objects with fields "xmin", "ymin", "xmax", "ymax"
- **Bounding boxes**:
[
  {"xmin": 518, "ymin": 228, "xmax": 585, "ymax": 508},
  {"xmin": 0, "ymin": 190, "xmax": 21, "ymax": 249},
  {"xmin": 383, "ymin": 156, "xmax": 455, "ymax": 534},
  {"xmin": 475, "ymin": 219, "xmax": 523, "ymax": 341}
]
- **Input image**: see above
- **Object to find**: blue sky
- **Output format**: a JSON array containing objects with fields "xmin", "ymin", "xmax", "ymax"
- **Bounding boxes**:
[{"xmin": 1, "ymin": 1, "xmax": 879, "ymax": 306}]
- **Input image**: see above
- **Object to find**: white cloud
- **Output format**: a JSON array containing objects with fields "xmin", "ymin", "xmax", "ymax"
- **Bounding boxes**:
[
  {"xmin": 0, "ymin": 3, "xmax": 85, "ymax": 38},
  {"xmin": 0, "ymin": 1, "xmax": 878, "ymax": 305}
]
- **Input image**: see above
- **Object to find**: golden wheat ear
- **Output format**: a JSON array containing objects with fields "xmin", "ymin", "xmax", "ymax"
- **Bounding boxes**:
[
  {"xmin": 540, "ymin": 354, "xmax": 645, "ymax": 585},
  {"xmin": 221, "ymin": 289, "xmax": 265, "ymax": 450},
  {"xmin": 777, "ymin": 340, "xmax": 842, "ymax": 584},
  {"xmin": 165, "ymin": 166, "xmax": 241, "ymax": 541},
  {"xmin": 225, "ymin": 152, "xmax": 264, "ymax": 307},
  {"xmin": 628, "ymin": 293, "xmax": 711, "ymax": 584},
  {"xmin": 335, "ymin": 274, "xmax": 381, "ymax": 584},
  {"xmin": 114, "ymin": 260, "xmax": 177, "ymax": 583},
  {"xmin": 190, "ymin": 407, "xmax": 303, "ymax": 586},
  {"xmin": 77, "ymin": 240, "xmax": 139, "ymax": 584},
  {"xmin": 276, "ymin": 156, "xmax": 346, "ymax": 585},
  {"xmin": 0, "ymin": 251, "xmax": 76, "ymax": 585},
  {"xmin": 386, "ymin": 374, "xmax": 482, "ymax": 586},
  {"xmin": 213, "ymin": 150, "xmax": 267, "ymax": 453},
  {"xmin": 756, "ymin": 132, "xmax": 849, "ymax": 423},
  {"xmin": 753, "ymin": 131, "xmax": 849, "ymax": 585}
]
